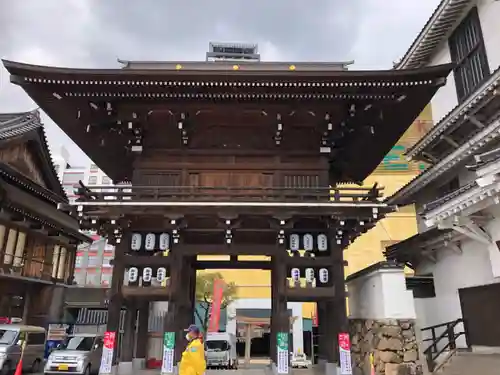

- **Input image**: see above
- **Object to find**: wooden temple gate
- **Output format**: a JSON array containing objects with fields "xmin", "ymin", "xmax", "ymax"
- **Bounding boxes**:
[{"xmin": 2, "ymin": 59, "xmax": 452, "ymax": 374}]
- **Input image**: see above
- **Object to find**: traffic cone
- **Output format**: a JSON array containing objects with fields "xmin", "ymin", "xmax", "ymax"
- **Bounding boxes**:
[
  {"xmin": 14, "ymin": 341, "xmax": 26, "ymax": 375},
  {"xmin": 14, "ymin": 358, "xmax": 22, "ymax": 375}
]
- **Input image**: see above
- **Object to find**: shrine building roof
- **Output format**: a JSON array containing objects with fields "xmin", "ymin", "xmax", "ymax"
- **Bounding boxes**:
[{"xmin": 2, "ymin": 60, "xmax": 453, "ymax": 183}]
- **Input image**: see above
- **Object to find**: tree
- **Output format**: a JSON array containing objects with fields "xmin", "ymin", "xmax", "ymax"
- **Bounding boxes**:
[{"xmin": 195, "ymin": 272, "xmax": 238, "ymax": 334}]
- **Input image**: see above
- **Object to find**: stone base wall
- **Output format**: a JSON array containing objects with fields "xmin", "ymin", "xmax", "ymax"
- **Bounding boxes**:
[{"xmin": 349, "ymin": 319, "xmax": 423, "ymax": 375}]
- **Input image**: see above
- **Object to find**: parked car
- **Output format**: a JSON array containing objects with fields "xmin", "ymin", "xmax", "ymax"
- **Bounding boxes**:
[
  {"xmin": 291, "ymin": 353, "xmax": 311, "ymax": 368},
  {"xmin": 0, "ymin": 324, "xmax": 46, "ymax": 375},
  {"xmin": 44, "ymin": 333, "xmax": 103, "ymax": 375}
]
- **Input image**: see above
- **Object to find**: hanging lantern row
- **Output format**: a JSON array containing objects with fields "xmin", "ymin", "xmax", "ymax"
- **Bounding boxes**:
[
  {"xmin": 127, "ymin": 267, "xmax": 167, "ymax": 284},
  {"xmin": 130, "ymin": 232, "xmax": 171, "ymax": 251},
  {"xmin": 290, "ymin": 267, "xmax": 329, "ymax": 284},
  {"xmin": 289, "ymin": 233, "xmax": 328, "ymax": 252}
]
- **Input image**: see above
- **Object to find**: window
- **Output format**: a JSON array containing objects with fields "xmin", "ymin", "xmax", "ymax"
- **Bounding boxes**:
[
  {"xmin": 90, "ymin": 164, "xmax": 98, "ymax": 172},
  {"xmin": 102, "ymin": 176, "xmax": 111, "ymax": 185},
  {"xmin": 449, "ymin": 7, "xmax": 489, "ymax": 102},
  {"xmin": 88, "ymin": 176, "xmax": 97, "ymax": 185},
  {"xmin": 87, "ymin": 253, "xmax": 102, "ymax": 267},
  {"xmin": 74, "ymin": 253, "xmax": 84, "ymax": 268},
  {"xmin": 27, "ymin": 332, "xmax": 46, "ymax": 345}
]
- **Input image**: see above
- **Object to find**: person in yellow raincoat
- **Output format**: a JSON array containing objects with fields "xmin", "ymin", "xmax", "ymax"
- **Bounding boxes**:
[{"xmin": 179, "ymin": 325, "xmax": 206, "ymax": 375}]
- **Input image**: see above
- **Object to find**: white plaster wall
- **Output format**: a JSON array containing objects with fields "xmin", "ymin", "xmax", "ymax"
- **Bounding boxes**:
[
  {"xmin": 428, "ymin": 45, "xmax": 457, "ymax": 124},
  {"xmin": 478, "ymin": 0, "xmax": 500, "ymax": 71},
  {"xmin": 227, "ymin": 298, "xmax": 304, "ymax": 356},
  {"xmin": 415, "ymin": 236, "xmax": 499, "ymax": 348},
  {"xmin": 484, "ymin": 205, "xmax": 500, "ymax": 278},
  {"xmin": 347, "ymin": 269, "xmax": 416, "ymax": 320}
]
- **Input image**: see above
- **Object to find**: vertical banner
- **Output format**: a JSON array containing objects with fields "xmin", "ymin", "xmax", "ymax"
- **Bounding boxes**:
[
  {"xmin": 161, "ymin": 332, "xmax": 176, "ymax": 375},
  {"xmin": 276, "ymin": 332, "xmax": 289, "ymax": 374},
  {"xmin": 208, "ymin": 278, "xmax": 224, "ymax": 332},
  {"xmin": 99, "ymin": 331, "xmax": 116, "ymax": 374},
  {"xmin": 312, "ymin": 305, "xmax": 318, "ymax": 327},
  {"xmin": 338, "ymin": 333, "xmax": 352, "ymax": 375}
]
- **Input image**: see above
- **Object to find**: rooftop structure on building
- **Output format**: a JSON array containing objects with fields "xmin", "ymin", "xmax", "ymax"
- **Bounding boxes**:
[
  {"xmin": 385, "ymin": 0, "xmax": 500, "ymax": 368},
  {"xmin": 206, "ymin": 42, "xmax": 261, "ymax": 62}
]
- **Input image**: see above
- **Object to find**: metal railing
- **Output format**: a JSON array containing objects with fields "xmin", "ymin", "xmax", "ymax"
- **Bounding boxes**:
[
  {"xmin": 421, "ymin": 318, "xmax": 468, "ymax": 372},
  {"xmin": 74, "ymin": 182, "xmax": 384, "ymax": 204}
]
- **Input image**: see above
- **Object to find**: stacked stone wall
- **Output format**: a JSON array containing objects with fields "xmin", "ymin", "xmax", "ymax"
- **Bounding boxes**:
[{"xmin": 349, "ymin": 319, "xmax": 423, "ymax": 375}]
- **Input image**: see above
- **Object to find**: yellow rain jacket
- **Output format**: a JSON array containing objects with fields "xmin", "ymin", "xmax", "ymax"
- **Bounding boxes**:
[{"xmin": 179, "ymin": 338, "xmax": 206, "ymax": 375}]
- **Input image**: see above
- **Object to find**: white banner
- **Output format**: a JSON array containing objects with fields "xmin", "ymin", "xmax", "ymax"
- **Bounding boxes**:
[
  {"xmin": 161, "ymin": 332, "xmax": 176, "ymax": 375},
  {"xmin": 99, "ymin": 332, "xmax": 116, "ymax": 374},
  {"xmin": 276, "ymin": 332, "xmax": 289, "ymax": 374},
  {"xmin": 338, "ymin": 333, "xmax": 352, "ymax": 375}
]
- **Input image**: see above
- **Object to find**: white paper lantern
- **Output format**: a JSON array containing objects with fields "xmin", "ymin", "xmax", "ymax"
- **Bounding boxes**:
[
  {"xmin": 156, "ymin": 267, "xmax": 167, "ymax": 282},
  {"xmin": 145, "ymin": 233, "xmax": 156, "ymax": 251},
  {"xmin": 303, "ymin": 234, "xmax": 313, "ymax": 251},
  {"xmin": 305, "ymin": 268, "xmax": 315, "ymax": 283},
  {"xmin": 159, "ymin": 233, "xmax": 170, "ymax": 250},
  {"xmin": 131, "ymin": 233, "xmax": 142, "ymax": 251},
  {"xmin": 291, "ymin": 268, "xmax": 300, "ymax": 282},
  {"xmin": 289, "ymin": 234, "xmax": 300, "ymax": 251},
  {"xmin": 319, "ymin": 268, "xmax": 329, "ymax": 283},
  {"xmin": 142, "ymin": 267, "xmax": 152, "ymax": 282},
  {"xmin": 317, "ymin": 234, "xmax": 328, "ymax": 252},
  {"xmin": 128, "ymin": 267, "xmax": 138, "ymax": 283}
]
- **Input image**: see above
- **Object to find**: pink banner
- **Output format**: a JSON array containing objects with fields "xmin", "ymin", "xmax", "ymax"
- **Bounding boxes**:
[{"xmin": 208, "ymin": 279, "xmax": 224, "ymax": 332}]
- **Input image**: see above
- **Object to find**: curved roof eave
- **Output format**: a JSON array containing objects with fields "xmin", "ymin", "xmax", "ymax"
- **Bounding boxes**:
[
  {"xmin": 395, "ymin": 0, "xmax": 473, "ymax": 70},
  {"xmin": 3, "ymin": 58, "xmax": 452, "ymax": 78}
]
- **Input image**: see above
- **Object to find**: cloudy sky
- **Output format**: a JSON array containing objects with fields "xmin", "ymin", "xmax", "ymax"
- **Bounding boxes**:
[{"xmin": 0, "ymin": 0, "xmax": 440, "ymax": 167}]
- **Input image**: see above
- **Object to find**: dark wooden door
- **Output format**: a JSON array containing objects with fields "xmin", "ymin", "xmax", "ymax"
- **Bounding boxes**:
[{"xmin": 459, "ymin": 283, "xmax": 500, "ymax": 346}]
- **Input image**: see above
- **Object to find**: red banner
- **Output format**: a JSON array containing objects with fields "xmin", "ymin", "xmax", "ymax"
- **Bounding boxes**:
[
  {"xmin": 312, "ymin": 305, "xmax": 318, "ymax": 327},
  {"xmin": 208, "ymin": 279, "xmax": 224, "ymax": 332}
]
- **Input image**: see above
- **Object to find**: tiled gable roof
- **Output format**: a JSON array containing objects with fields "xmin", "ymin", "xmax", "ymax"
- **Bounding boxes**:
[{"xmin": 0, "ymin": 110, "xmax": 67, "ymax": 200}]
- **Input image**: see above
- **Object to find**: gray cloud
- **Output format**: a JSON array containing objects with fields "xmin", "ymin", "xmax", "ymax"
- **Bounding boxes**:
[{"xmin": 0, "ymin": 0, "xmax": 441, "ymax": 166}]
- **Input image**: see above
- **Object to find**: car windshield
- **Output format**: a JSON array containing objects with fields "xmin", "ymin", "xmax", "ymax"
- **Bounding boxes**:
[
  {"xmin": 58, "ymin": 336, "xmax": 94, "ymax": 351},
  {"xmin": 0, "ymin": 330, "xmax": 17, "ymax": 345},
  {"xmin": 206, "ymin": 340, "xmax": 229, "ymax": 351}
]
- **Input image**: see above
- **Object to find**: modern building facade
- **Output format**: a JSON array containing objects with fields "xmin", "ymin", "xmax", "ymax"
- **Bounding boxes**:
[{"xmin": 386, "ymin": 0, "xmax": 500, "ymax": 364}]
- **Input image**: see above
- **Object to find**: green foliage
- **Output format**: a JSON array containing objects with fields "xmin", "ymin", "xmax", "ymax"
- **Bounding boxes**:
[{"xmin": 195, "ymin": 272, "xmax": 238, "ymax": 333}]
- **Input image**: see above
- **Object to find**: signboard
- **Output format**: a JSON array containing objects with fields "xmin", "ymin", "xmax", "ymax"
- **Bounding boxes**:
[
  {"xmin": 338, "ymin": 333, "xmax": 352, "ymax": 375},
  {"xmin": 276, "ymin": 332, "xmax": 289, "ymax": 374},
  {"xmin": 161, "ymin": 332, "xmax": 176, "ymax": 375},
  {"xmin": 208, "ymin": 279, "xmax": 224, "ymax": 332},
  {"xmin": 99, "ymin": 331, "xmax": 116, "ymax": 374}
]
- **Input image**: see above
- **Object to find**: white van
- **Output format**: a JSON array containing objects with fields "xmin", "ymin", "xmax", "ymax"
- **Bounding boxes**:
[
  {"xmin": 0, "ymin": 325, "xmax": 47, "ymax": 375},
  {"xmin": 205, "ymin": 332, "xmax": 238, "ymax": 369}
]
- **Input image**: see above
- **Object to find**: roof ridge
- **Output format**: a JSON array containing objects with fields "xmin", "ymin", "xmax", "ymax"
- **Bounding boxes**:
[{"xmin": 395, "ymin": 0, "xmax": 473, "ymax": 69}]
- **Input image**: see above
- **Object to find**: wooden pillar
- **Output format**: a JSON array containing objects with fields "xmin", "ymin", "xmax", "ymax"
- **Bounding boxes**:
[
  {"xmin": 188, "ymin": 256, "xmax": 197, "ymax": 324},
  {"xmin": 101, "ymin": 233, "xmax": 127, "ymax": 372},
  {"xmin": 325, "ymin": 233, "xmax": 348, "ymax": 368},
  {"xmin": 316, "ymin": 301, "xmax": 327, "ymax": 361},
  {"xmin": 121, "ymin": 303, "xmax": 137, "ymax": 364},
  {"xmin": 135, "ymin": 302, "xmax": 149, "ymax": 361},
  {"xmin": 163, "ymin": 252, "xmax": 188, "ymax": 364},
  {"xmin": 271, "ymin": 252, "xmax": 288, "ymax": 370}
]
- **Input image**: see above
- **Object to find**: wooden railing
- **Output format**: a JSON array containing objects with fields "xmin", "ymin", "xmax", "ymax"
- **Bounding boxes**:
[
  {"xmin": 421, "ymin": 318, "xmax": 468, "ymax": 372},
  {"xmin": 74, "ymin": 182, "xmax": 384, "ymax": 204}
]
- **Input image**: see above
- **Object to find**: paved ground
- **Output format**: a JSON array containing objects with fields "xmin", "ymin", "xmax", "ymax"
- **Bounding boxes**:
[{"xmin": 439, "ymin": 353, "xmax": 500, "ymax": 375}]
